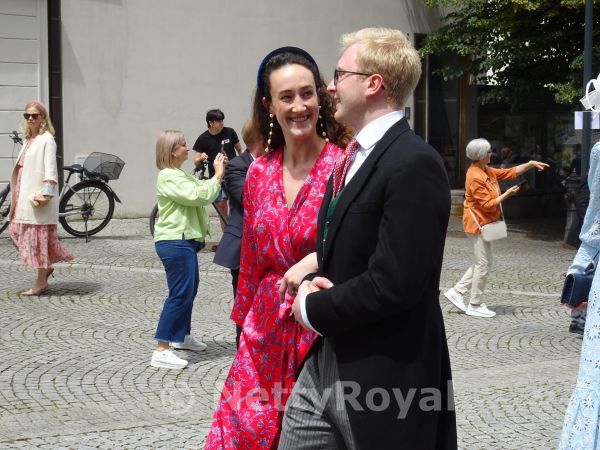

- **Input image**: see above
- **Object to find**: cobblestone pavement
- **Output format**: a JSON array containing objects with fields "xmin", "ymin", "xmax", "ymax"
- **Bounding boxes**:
[{"xmin": 0, "ymin": 216, "xmax": 581, "ymax": 449}]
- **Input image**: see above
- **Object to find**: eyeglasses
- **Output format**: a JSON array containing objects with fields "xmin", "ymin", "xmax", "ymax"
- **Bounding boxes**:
[
  {"xmin": 333, "ymin": 69, "xmax": 385, "ymax": 90},
  {"xmin": 23, "ymin": 113, "xmax": 40, "ymax": 120},
  {"xmin": 333, "ymin": 69, "xmax": 374, "ymax": 86}
]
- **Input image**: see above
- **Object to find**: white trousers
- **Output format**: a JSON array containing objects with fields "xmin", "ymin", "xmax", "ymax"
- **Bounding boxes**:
[{"xmin": 454, "ymin": 233, "xmax": 493, "ymax": 306}]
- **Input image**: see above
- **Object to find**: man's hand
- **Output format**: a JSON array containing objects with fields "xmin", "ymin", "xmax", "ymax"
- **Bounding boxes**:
[{"xmin": 292, "ymin": 277, "xmax": 333, "ymax": 329}]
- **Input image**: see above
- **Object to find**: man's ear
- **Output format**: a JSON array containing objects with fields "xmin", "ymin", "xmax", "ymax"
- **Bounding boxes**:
[{"xmin": 366, "ymin": 74, "xmax": 385, "ymax": 96}]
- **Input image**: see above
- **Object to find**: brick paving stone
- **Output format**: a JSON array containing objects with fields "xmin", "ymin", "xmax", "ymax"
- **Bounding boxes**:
[{"xmin": 0, "ymin": 217, "xmax": 582, "ymax": 448}]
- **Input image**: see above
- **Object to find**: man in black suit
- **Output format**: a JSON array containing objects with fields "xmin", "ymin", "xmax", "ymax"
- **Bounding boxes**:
[
  {"xmin": 279, "ymin": 28, "xmax": 457, "ymax": 449},
  {"xmin": 213, "ymin": 120, "xmax": 263, "ymax": 347}
]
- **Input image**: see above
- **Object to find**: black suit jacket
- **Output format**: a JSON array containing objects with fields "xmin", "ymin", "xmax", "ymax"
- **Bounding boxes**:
[
  {"xmin": 213, "ymin": 150, "xmax": 254, "ymax": 269},
  {"xmin": 306, "ymin": 118, "xmax": 457, "ymax": 449}
]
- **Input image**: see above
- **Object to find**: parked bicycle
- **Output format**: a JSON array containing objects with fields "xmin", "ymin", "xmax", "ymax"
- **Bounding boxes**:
[
  {"xmin": 149, "ymin": 160, "xmax": 227, "ymax": 236},
  {"xmin": 0, "ymin": 131, "xmax": 125, "ymax": 239}
]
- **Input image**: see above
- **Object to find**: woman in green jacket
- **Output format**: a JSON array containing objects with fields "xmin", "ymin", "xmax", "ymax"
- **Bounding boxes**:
[{"xmin": 151, "ymin": 130, "xmax": 226, "ymax": 370}]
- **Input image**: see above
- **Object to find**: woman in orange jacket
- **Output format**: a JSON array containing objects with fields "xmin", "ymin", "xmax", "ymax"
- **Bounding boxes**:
[{"xmin": 444, "ymin": 138, "xmax": 548, "ymax": 318}]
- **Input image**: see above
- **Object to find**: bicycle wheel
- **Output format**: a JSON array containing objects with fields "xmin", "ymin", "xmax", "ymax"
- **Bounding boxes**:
[
  {"xmin": 0, "ymin": 186, "xmax": 11, "ymax": 235},
  {"xmin": 149, "ymin": 203, "xmax": 159, "ymax": 236},
  {"xmin": 59, "ymin": 180, "xmax": 114, "ymax": 237}
]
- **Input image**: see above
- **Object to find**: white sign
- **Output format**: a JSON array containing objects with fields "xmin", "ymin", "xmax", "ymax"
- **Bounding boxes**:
[{"xmin": 574, "ymin": 111, "xmax": 600, "ymax": 130}]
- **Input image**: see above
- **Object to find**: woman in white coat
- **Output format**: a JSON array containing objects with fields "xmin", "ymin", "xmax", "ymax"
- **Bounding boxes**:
[{"xmin": 9, "ymin": 101, "xmax": 73, "ymax": 295}]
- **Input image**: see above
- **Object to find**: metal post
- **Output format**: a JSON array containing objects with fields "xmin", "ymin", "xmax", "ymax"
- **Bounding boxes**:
[{"xmin": 581, "ymin": 0, "xmax": 593, "ymax": 180}]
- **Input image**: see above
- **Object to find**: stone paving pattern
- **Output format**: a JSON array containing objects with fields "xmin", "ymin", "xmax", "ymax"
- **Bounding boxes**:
[{"xmin": 0, "ymin": 216, "xmax": 582, "ymax": 449}]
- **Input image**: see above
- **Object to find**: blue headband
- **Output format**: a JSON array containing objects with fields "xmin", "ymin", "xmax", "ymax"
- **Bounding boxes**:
[{"xmin": 256, "ymin": 46, "xmax": 319, "ymax": 96}]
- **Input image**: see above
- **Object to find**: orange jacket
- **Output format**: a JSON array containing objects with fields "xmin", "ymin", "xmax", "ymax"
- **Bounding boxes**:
[{"xmin": 462, "ymin": 164, "xmax": 517, "ymax": 234}]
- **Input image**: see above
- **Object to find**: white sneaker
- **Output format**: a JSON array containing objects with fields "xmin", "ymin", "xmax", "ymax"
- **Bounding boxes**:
[
  {"xmin": 443, "ymin": 288, "xmax": 467, "ymax": 312},
  {"xmin": 151, "ymin": 349, "xmax": 188, "ymax": 369},
  {"xmin": 466, "ymin": 303, "xmax": 496, "ymax": 318},
  {"xmin": 171, "ymin": 335, "xmax": 207, "ymax": 352}
]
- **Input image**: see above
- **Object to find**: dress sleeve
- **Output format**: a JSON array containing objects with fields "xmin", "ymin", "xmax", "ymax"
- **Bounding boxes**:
[
  {"xmin": 230, "ymin": 166, "xmax": 262, "ymax": 326},
  {"xmin": 568, "ymin": 242, "xmax": 600, "ymax": 275}
]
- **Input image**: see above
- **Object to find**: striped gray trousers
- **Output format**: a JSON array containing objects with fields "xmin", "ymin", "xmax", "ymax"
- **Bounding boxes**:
[{"xmin": 278, "ymin": 339, "xmax": 358, "ymax": 450}]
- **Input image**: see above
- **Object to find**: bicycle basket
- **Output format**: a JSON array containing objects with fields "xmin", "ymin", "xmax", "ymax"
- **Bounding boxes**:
[{"xmin": 82, "ymin": 152, "xmax": 125, "ymax": 180}]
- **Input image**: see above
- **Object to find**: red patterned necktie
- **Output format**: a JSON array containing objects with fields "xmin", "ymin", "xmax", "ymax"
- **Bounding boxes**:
[{"xmin": 332, "ymin": 138, "xmax": 360, "ymax": 197}]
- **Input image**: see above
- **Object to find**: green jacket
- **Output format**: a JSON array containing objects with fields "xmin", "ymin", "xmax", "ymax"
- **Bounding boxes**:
[{"xmin": 154, "ymin": 168, "xmax": 221, "ymax": 242}]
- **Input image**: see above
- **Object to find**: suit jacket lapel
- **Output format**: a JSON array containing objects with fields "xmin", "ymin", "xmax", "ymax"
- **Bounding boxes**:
[
  {"xmin": 316, "ymin": 176, "xmax": 333, "ymax": 268},
  {"xmin": 322, "ymin": 118, "xmax": 411, "ymax": 264}
]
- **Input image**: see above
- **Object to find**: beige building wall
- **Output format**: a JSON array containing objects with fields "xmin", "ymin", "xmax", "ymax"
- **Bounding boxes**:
[{"xmin": 59, "ymin": 0, "xmax": 440, "ymax": 217}]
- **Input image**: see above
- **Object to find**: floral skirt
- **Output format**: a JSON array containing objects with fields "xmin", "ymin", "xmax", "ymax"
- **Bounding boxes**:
[{"xmin": 9, "ymin": 166, "xmax": 73, "ymax": 269}]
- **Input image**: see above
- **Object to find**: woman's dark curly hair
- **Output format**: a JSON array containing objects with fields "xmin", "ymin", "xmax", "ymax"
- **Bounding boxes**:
[{"xmin": 252, "ymin": 52, "xmax": 350, "ymax": 150}]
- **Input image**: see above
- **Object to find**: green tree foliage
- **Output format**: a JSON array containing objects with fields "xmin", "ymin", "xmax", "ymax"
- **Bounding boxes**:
[{"xmin": 420, "ymin": 0, "xmax": 600, "ymax": 110}]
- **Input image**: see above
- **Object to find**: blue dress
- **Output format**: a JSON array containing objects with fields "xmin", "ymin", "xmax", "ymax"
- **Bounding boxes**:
[{"xmin": 560, "ymin": 142, "xmax": 600, "ymax": 450}]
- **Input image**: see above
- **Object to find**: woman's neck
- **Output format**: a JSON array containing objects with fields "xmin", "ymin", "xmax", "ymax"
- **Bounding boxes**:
[
  {"xmin": 474, "ymin": 160, "xmax": 487, "ymax": 171},
  {"xmin": 283, "ymin": 135, "xmax": 326, "ymax": 169}
]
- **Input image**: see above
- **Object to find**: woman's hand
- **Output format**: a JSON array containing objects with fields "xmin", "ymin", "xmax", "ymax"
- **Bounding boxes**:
[
  {"xmin": 33, "ymin": 195, "xmax": 50, "ymax": 206},
  {"xmin": 530, "ymin": 160, "xmax": 549, "ymax": 171},
  {"xmin": 515, "ymin": 160, "xmax": 550, "ymax": 176},
  {"xmin": 279, "ymin": 252, "xmax": 318, "ymax": 302},
  {"xmin": 213, "ymin": 153, "xmax": 227, "ymax": 180},
  {"xmin": 563, "ymin": 301, "xmax": 588, "ymax": 312},
  {"xmin": 504, "ymin": 184, "xmax": 521, "ymax": 199},
  {"xmin": 496, "ymin": 184, "xmax": 521, "ymax": 205}
]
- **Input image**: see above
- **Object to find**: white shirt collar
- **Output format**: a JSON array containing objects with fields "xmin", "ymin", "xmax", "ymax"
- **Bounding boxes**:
[{"xmin": 354, "ymin": 110, "xmax": 404, "ymax": 150}]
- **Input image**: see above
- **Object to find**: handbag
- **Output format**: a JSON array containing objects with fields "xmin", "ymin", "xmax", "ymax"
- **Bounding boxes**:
[
  {"xmin": 479, "ymin": 220, "xmax": 507, "ymax": 242},
  {"xmin": 561, "ymin": 259, "xmax": 596, "ymax": 307},
  {"xmin": 467, "ymin": 190, "xmax": 507, "ymax": 242}
]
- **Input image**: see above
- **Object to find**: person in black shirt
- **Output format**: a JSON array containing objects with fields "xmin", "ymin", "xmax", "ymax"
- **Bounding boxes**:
[{"xmin": 193, "ymin": 109, "xmax": 242, "ymax": 231}]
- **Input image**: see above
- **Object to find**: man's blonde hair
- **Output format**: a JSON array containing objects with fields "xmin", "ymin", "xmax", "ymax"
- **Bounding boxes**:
[
  {"xmin": 156, "ymin": 130, "xmax": 184, "ymax": 170},
  {"xmin": 341, "ymin": 27, "xmax": 421, "ymax": 107}
]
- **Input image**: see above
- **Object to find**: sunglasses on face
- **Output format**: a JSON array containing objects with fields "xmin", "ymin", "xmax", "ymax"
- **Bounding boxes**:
[{"xmin": 23, "ymin": 113, "xmax": 40, "ymax": 120}]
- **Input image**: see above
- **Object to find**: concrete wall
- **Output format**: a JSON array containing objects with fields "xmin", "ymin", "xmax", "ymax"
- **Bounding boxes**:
[
  {"xmin": 0, "ymin": 0, "xmax": 48, "ymax": 187},
  {"xmin": 59, "ymin": 0, "xmax": 440, "ymax": 217}
]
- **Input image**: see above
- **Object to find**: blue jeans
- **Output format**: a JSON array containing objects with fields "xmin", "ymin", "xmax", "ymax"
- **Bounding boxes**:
[{"xmin": 154, "ymin": 239, "xmax": 202, "ymax": 344}]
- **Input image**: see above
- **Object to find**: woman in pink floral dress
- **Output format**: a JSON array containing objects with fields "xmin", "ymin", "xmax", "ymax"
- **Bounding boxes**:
[
  {"xmin": 9, "ymin": 101, "xmax": 73, "ymax": 295},
  {"xmin": 204, "ymin": 47, "xmax": 348, "ymax": 449}
]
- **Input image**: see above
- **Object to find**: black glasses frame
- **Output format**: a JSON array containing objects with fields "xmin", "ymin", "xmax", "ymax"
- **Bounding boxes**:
[
  {"xmin": 23, "ymin": 113, "xmax": 40, "ymax": 120},
  {"xmin": 333, "ymin": 69, "xmax": 374, "ymax": 86},
  {"xmin": 333, "ymin": 69, "xmax": 385, "ymax": 90}
]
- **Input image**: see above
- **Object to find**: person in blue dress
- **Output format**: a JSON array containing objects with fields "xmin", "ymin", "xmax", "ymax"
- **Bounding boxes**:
[{"xmin": 559, "ymin": 140, "xmax": 600, "ymax": 449}]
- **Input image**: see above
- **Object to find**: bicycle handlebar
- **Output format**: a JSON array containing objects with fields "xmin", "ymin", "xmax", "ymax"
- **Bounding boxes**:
[{"xmin": 9, "ymin": 131, "xmax": 22, "ymax": 145}]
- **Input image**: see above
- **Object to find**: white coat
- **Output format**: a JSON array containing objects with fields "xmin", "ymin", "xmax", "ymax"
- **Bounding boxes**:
[{"xmin": 10, "ymin": 131, "xmax": 59, "ymax": 225}]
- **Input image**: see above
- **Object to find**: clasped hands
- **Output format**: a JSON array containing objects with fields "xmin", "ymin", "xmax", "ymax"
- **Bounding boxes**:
[
  {"xmin": 278, "ymin": 252, "xmax": 332, "ymax": 329},
  {"xmin": 279, "ymin": 277, "xmax": 333, "ymax": 329}
]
